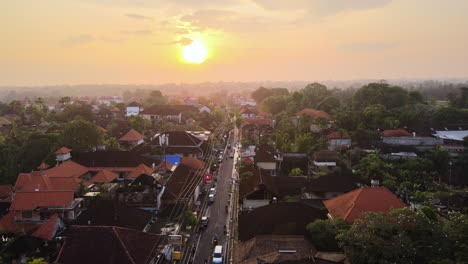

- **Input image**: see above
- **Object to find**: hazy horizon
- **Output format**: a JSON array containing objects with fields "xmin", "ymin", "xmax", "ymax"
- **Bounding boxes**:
[{"xmin": 2, "ymin": 0, "xmax": 468, "ymax": 86}]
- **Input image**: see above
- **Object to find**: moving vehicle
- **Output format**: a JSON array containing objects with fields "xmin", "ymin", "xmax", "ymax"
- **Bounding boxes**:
[
  {"xmin": 208, "ymin": 193, "xmax": 215, "ymax": 204},
  {"xmin": 201, "ymin": 216, "xmax": 209, "ymax": 229},
  {"xmin": 212, "ymin": 245, "xmax": 223, "ymax": 263},
  {"xmin": 209, "ymin": 187, "xmax": 216, "ymax": 195}
]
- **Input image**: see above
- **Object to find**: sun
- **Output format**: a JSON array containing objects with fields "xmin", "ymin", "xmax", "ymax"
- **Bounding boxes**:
[{"xmin": 182, "ymin": 40, "xmax": 208, "ymax": 64}]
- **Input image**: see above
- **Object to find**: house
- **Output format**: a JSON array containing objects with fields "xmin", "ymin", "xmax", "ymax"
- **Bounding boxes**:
[
  {"xmin": 9, "ymin": 191, "xmax": 83, "ymax": 222},
  {"xmin": 239, "ymin": 166, "xmax": 278, "ymax": 210},
  {"xmin": 238, "ymin": 201, "xmax": 326, "ymax": 242},
  {"xmin": 74, "ymin": 200, "xmax": 152, "ymax": 231},
  {"xmin": 98, "ymin": 96, "xmax": 123, "ymax": 106},
  {"xmin": 381, "ymin": 129, "xmax": 442, "ymax": 150},
  {"xmin": 242, "ymin": 119, "xmax": 275, "ymax": 142},
  {"xmin": 254, "ymin": 145, "xmax": 280, "ymax": 176},
  {"xmin": 234, "ymin": 96, "xmax": 257, "ymax": 106},
  {"xmin": 126, "ymin": 101, "xmax": 142, "ymax": 117},
  {"xmin": 256, "ymin": 112, "xmax": 273, "ymax": 119},
  {"xmin": 433, "ymin": 130, "xmax": 468, "ymax": 156},
  {"xmin": 184, "ymin": 97, "xmax": 198, "ymax": 106},
  {"xmin": 199, "ymin": 105, "xmax": 211, "ymax": 114},
  {"xmin": 118, "ymin": 129, "xmax": 145, "ymax": 146},
  {"xmin": 151, "ymin": 131, "xmax": 209, "ymax": 158},
  {"xmin": 55, "ymin": 147, "xmax": 72, "ymax": 163},
  {"xmin": 159, "ymin": 163, "xmax": 202, "ymax": 207},
  {"xmin": 55, "ymin": 226, "xmax": 162, "ymax": 264},
  {"xmin": 0, "ymin": 212, "xmax": 65, "ymax": 242},
  {"xmin": 236, "ymin": 235, "xmax": 316, "ymax": 264},
  {"xmin": 240, "ymin": 108, "xmax": 257, "ymax": 119},
  {"xmin": 292, "ymin": 109, "xmax": 332, "ymax": 132},
  {"xmin": 327, "ymin": 131, "xmax": 351, "ymax": 151},
  {"xmin": 141, "ymin": 105, "xmax": 197, "ymax": 123},
  {"xmin": 180, "ymin": 156, "xmax": 207, "ymax": 171},
  {"xmin": 324, "ymin": 187, "xmax": 406, "ymax": 223},
  {"xmin": 311, "ymin": 150, "xmax": 338, "ymax": 170},
  {"xmin": 0, "ymin": 116, "xmax": 12, "ymax": 132},
  {"xmin": 303, "ymin": 172, "xmax": 357, "ymax": 200}
]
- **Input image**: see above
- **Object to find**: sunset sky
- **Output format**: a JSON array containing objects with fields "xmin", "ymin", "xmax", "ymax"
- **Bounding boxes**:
[{"xmin": 2, "ymin": 0, "xmax": 468, "ymax": 85}]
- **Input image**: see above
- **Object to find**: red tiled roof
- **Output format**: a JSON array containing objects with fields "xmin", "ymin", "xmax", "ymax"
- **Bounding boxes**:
[
  {"xmin": 110, "ymin": 107, "xmax": 120, "ymax": 112},
  {"xmin": 180, "ymin": 157, "xmax": 207, "ymax": 171},
  {"xmin": 294, "ymin": 109, "xmax": 332, "ymax": 120},
  {"xmin": 10, "ymin": 191, "xmax": 75, "ymax": 211},
  {"xmin": 127, "ymin": 164, "xmax": 154, "ymax": 179},
  {"xmin": 0, "ymin": 212, "xmax": 39, "ymax": 233},
  {"xmin": 119, "ymin": 129, "xmax": 145, "ymax": 142},
  {"xmin": 155, "ymin": 160, "xmax": 174, "ymax": 171},
  {"xmin": 55, "ymin": 147, "xmax": 72, "ymax": 154},
  {"xmin": 32, "ymin": 214, "xmax": 60, "ymax": 241},
  {"xmin": 257, "ymin": 112, "xmax": 273, "ymax": 117},
  {"xmin": 327, "ymin": 131, "xmax": 351, "ymax": 139},
  {"xmin": 15, "ymin": 172, "xmax": 82, "ymax": 192},
  {"xmin": 37, "ymin": 162, "xmax": 50, "ymax": 170},
  {"xmin": 324, "ymin": 187, "xmax": 406, "ymax": 223},
  {"xmin": 88, "ymin": 170, "xmax": 118, "ymax": 183},
  {"xmin": 241, "ymin": 157, "xmax": 254, "ymax": 165},
  {"xmin": 242, "ymin": 118, "xmax": 274, "ymax": 126},
  {"xmin": 381, "ymin": 129, "xmax": 412, "ymax": 137},
  {"xmin": 0, "ymin": 185, "xmax": 13, "ymax": 199},
  {"xmin": 43, "ymin": 161, "xmax": 89, "ymax": 178}
]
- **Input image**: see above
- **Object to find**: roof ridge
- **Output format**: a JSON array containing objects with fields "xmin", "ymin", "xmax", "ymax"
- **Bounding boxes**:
[
  {"xmin": 112, "ymin": 226, "xmax": 137, "ymax": 264},
  {"xmin": 341, "ymin": 187, "xmax": 363, "ymax": 221}
]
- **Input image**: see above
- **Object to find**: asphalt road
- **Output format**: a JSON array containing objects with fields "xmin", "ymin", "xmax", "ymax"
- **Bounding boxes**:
[{"xmin": 192, "ymin": 134, "xmax": 236, "ymax": 264}]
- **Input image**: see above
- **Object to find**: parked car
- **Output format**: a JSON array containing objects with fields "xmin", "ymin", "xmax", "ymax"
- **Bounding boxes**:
[{"xmin": 201, "ymin": 216, "xmax": 209, "ymax": 229}]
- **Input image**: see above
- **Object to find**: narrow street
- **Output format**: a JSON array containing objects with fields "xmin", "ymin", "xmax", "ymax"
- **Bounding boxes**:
[{"xmin": 190, "ymin": 128, "xmax": 238, "ymax": 264}]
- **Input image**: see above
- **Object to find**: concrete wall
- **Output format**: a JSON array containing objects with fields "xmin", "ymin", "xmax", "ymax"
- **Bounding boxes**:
[{"xmin": 257, "ymin": 162, "xmax": 276, "ymax": 170}]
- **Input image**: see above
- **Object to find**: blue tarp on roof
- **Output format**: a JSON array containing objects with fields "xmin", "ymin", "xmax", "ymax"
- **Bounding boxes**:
[{"xmin": 164, "ymin": 155, "xmax": 181, "ymax": 165}]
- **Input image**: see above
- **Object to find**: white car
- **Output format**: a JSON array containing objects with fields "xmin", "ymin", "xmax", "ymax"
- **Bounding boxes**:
[
  {"xmin": 208, "ymin": 193, "xmax": 215, "ymax": 204},
  {"xmin": 212, "ymin": 245, "xmax": 223, "ymax": 263}
]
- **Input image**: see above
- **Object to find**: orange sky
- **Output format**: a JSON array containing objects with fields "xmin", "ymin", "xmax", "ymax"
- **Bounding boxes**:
[{"xmin": 1, "ymin": 0, "xmax": 468, "ymax": 85}]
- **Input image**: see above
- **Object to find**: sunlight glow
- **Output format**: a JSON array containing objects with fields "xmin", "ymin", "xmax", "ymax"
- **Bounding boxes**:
[{"xmin": 182, "ymin": 40, "xmax": 208, "ymax": 64}]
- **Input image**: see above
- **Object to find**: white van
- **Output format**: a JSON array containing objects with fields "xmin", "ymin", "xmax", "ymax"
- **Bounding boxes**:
[{"xmin": 212, "ymin": 245, "xmax": 223, "ymax": 263}]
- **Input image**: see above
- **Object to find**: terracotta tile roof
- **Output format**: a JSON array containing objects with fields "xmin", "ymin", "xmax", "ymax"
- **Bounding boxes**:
[
  {"xmin": 380, "ymin": 129, "xmax": 412, "ymax": 137},
  {"xmin": 0, "ymin": 212, "xmax": 39, "ymax": 233},
  {"xmin": 0, "ymin": 185, "xmax": 13, "ymax": 199},
  {"xmin": 162, "ymin": 163, "xmax": 199, "ymax": 199},
  {"xmin": 32, "ymin": 214, "xmax": 61, "ymax": 241},
  {"xmin": 37, "ymin": 162, "xmax": 50, "ymax": 170},
  {"xmin": 257, "ymin": 112, "xmax": 273, "ymax": 117},
  {"xmin": 327, "ymin": 131, "xmax": 351, "ymax": 139},
  {"xmin": 88, "ymin": 170, "xmax": 118, "ymax": 183},
  {"xmin": 55, "ymin": 147, "xmax": 72, "ymax": 154},
  {"xmin": 155, "ymin": 160, "xmax": 175, "ymax": 171},
  {"xmin": 127, "ymin": 164, "xmax": 154, "ymax": 179},
  {"xmin": 127, "ymin": 101, "xmax": 141, "ymax": 107},
  {"xmin": 43, "ymin": 160, "xmax": 89, "ymax": 178},
  {"xmin": 55, "ymin": 225, "xmax": 162, "ymax": 264},
  {"xmin": 119, "ymin": 129, "xmax": 145, "ymax": 142},
  {"xmin": 110, "ymin": 107, "xmax": 120, "ymax": 112},
  {"xmin": 180, "ymin": 156, "xmax": 207, "ymax": 170},
  {"xmin": 48, "ymin": 177, "xmax": 82, "ymax": 191},
  {"xmin": 323, "ymin": 187, "xmax": 406, "ymax": 223},
  {"xmin": 10, "ymin": 191, "xmax": 75, "ymax": 211},
  {"xmin": 15, "ymin": 172, "xmax": 82, "ymax": 192},
  {"xmin": 312, "ymin": 150, "xmax": 338, "ymax": 162},
  {"xmin": 295, "ymin": 109, "xmax": 332, "ymax": 120},
  {"xmin": 241, "ymin": 157, "xmax": 254, "ymax": 165}
]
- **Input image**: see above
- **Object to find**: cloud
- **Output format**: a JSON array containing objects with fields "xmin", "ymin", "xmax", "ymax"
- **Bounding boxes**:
[
  {"xmin": 59, "ymin": 34, "xmax": 94, "ymax": 47},
  {"xmin": 180, "ymin": 9, "xmax": 277, "ymax": 32},
  {"xmin": 252, "ymin": 0, "xmax": 393, "ymax": 16},
  {"xmin": 120, "ymin": 29, "xmax": 153, "ymax": 35},
  {"xmin": 100, "ymin": 36, "xmax": 126, "ymax": 43},
  {"xmin": 340, "ymin": 41, "xmax": 398, "ymax": 53},
  {"xmin": 154, "ymin": 37, "xmax": 193, "ymax": 46},
  {"xmin": 126, "ymin": 13, "xmax": 152, "ymax": 20}
]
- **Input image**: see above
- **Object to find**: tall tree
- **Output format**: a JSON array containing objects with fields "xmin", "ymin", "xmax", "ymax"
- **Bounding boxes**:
[{"xmin": 63, "ymin": 120, "xmax": 104, "ymax": 152}]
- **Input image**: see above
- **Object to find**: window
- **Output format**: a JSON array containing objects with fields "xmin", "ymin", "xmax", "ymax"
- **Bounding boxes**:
[{"xmin": 22, "ymin": 211, "xmax": 33, "ymax": 219}]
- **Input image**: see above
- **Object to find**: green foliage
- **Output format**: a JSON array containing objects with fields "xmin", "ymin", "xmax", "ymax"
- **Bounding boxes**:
[
  {"xmin": 128, "ymin": 115, "xmax": 151, "ymax": 133},
  {"xmin": 281, "ymin": 195, "xmax": 293, "ymax": 201},
  {"xmin": 419, "ymin": 206, "xmax": 438, "ymax": 222},
  {"xmin": 251, "ymin": 87, "xmax": 289, "ymax": 104},
  {"xmin": 300, "ymin": 83, "xmax": 332, "ymax": 108},
  {"xmin": 61, "ymin": 104, "xmax": 95, "ymax": 121},
  {"xmin": 317, "ymin": 96, "xmax": 341, "ymax": 113},
  {"xmin": 353, "ymin": 82, "xmax": 409, "ymax": 109},
  {"xmin": 444, "ymin": 212, "xmax": 468, "ymax": 263},
  {"xmin": 27, "ymin": 258, "xmax": 47, "ymax": 264},
  {"xmin": 184, "ymin": 210, "xmax": 197, "ymax": 227},
  {"xmin": 294, "ymin": 133, "xmax": 312, "ymax": 153},
  {"xmin": 353, "ymin": 154, "xmax": 391, "ymax": 183},
  {"xmin": 289, "ymin": 168, "xmax": 303, "ymax": 176},
  {"xmin": 259, "ymin": 95, "xmax": 288, "ymax": 115},
  {"xmin": 306, "ymin": 218, "xmax": 349, "ymax": 251},
  {"xmin": 240, "ymin": 171, "xmax": 253, "ymax": 180},
  {"xmin": 144, "ymin": 90, "xmax": 166, "ymax": 106},
  {"xmin": 63, "ymin": 120, "xmax": 104, "ymax": 152},
  {"xmin": 338, "ymin": 208, "xmax": 451, "ymax": 264}
]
